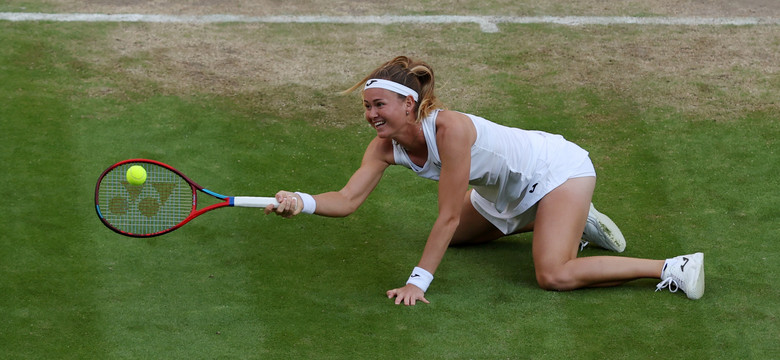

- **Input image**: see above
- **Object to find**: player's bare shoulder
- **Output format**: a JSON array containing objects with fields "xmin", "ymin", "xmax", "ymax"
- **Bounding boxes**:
[
  {"xmin": 434, "ymin": 110, "xmax": 476, "ymax": 146},
  {"xmin": 363, "ymin": 136, "xmax": 396, "ymax": 166}
]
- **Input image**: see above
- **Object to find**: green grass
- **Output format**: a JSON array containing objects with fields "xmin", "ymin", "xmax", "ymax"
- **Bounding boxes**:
[{"xmin": 1, "ymin": 18, "xmax": 778, "ymax": 360}]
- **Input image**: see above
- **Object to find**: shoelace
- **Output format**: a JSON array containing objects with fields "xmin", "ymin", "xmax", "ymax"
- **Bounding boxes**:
[
  {"xmin": 655, "ymin": 277, "xmax": 680, "ymax": 293},
  {"xmin": 579, "ymin": 240, "xmax": 589, "ymax": 252}
]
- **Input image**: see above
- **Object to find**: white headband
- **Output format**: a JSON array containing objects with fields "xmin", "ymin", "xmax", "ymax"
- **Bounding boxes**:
[{"xmin": 364, "ymin": 78, "xmax": 419, "ymax": 102}]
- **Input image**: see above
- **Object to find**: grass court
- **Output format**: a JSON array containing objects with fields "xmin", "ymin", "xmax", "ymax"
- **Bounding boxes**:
[{"xmin": 1, "ymin": 1, "xmax": 778, "ymax": 358}]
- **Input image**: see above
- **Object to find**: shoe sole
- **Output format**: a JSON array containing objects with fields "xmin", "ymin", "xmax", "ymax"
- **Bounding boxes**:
[
  {"xmin": 686, "ymin": 252, "xmax": 705, "ymax": 300},
  {"xmin": 588, "ymin": 204, "xmax": 626, "ymax": 252}
]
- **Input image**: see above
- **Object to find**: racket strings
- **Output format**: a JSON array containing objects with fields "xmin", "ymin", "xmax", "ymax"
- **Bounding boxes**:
[{"xmin": 98, "ymin": 162, "xmax": 192, "ymax": 235}]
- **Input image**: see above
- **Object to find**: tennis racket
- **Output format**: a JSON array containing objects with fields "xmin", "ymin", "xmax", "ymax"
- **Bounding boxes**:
[{"xmin": 95, "ymin": 159, "xmax": 279, "ymax": 237}]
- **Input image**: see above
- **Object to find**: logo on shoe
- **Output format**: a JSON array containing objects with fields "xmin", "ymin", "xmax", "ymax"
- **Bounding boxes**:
[{"xmin": 681, "ymin": 257, "xmax": 689, "ymax": 272}]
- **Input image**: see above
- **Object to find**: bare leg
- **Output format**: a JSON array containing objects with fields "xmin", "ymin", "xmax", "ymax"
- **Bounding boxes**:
[
  {"xmin": 450, "ymin": 190, "xmax": 506, "ymax": 245},
  {"xmin": 450, "ymin": 189, "xmax": 537, "ymax": 245},
  {"xmin": 531, "ymin": 177, "xmax": 664, "ymax": 290}
]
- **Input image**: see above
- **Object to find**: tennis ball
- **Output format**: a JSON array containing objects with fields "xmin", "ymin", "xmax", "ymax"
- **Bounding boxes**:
[{"xmin": 126, "ymin": 165, "xmax": 147, "ymax": 186}]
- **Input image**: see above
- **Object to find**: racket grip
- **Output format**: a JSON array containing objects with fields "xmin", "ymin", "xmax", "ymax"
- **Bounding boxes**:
[{"xmin": 232, "ymin": 196, "xmax": 279, "ymax": 208}]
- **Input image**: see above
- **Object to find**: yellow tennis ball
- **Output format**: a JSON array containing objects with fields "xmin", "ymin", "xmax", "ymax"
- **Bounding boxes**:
[{"xmin": 126, "ymin": 165, "xmax": 147, "ymax": 186}]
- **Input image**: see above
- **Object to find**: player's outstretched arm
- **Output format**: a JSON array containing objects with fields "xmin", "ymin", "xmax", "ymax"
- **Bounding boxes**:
[{"xmin": 264, "ymin": 137, "xmax": 392, "ymax": 218}]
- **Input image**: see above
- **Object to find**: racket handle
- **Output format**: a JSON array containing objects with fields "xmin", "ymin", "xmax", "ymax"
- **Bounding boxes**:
[{"xmin": 232, "ymin": 196, "xmax": 280, "ymax": 208}]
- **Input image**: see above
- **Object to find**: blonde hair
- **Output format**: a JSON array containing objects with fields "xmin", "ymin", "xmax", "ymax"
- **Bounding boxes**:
[{"xmin": 343, "ymin": 56, "xmax": 445, "ymax": 122}]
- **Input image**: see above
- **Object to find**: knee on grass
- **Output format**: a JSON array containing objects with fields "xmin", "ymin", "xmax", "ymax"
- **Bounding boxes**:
[{"xmin": 535, "ymin": 269, "xmax": 578, "ymax": 291}]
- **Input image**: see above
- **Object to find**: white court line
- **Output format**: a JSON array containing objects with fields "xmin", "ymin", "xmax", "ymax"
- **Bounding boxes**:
[{"xmin": 1, "ymin": 12, "xmax": 779, "ymax": 32}]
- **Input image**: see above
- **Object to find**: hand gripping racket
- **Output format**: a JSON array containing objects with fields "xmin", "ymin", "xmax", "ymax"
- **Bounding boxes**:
[{"xmin": 95, "ymin": 159, "xmax": 279, "ymax": 237}]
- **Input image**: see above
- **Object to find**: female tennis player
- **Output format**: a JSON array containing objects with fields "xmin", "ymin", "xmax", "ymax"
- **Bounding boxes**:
[{"xmin": 265, "ymin": 56, "xmax": 704, "ymax": 304}]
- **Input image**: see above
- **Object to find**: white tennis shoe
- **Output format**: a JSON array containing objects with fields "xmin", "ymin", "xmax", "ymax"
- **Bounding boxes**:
[
  {"xmin": 581, "ymin": 203, "xmax": 626, "ymax": 252},
  {"xmin": 656, "ymin": 252, "xmax": 705, "ymax": 300}
]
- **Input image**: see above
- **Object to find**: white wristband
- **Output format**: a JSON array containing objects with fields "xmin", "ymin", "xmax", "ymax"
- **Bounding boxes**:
[
  {"xmin": 294, "ymin": 192, "xmax": 316, "ymax": 214},
  {"xmin": 406, "ymin": 266, "xmax": 434, "ymax": 292}
]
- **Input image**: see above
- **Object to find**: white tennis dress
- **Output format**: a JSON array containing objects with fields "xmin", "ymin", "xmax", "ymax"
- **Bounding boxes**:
[{"xmin": 392, "ymin": 109, "xmax": 595, "ymax": 234}]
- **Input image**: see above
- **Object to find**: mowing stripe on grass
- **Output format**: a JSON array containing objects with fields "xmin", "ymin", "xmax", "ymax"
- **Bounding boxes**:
[{"xmin": 1, "ymin": 12, "xmax": 779, "ymax": 32}]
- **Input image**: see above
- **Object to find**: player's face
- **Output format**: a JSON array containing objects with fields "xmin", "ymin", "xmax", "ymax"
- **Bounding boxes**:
[{"xmin": 363, "ymin": 88, "xmax": 411, "ymax": 138}]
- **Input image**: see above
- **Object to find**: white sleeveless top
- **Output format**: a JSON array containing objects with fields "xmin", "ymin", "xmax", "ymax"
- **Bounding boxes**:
[{"xmin": 393, "ymin": 109, "xmax": 592, "ymax": 215}]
